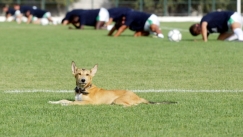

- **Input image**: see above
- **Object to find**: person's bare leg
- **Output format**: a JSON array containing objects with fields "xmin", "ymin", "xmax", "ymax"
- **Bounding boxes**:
[
  {"xmin": 134, "ymin": 31, "xmax": 142, "ymax": 37},
  {"xmin": 218, "ymin": 32, "xmax": 234, "ymax": 40},
  {"xmin": 95, "ymin": 21, "xmax": 106, "ymax": 29},
  {"xmin": 150, "ymin": 24, "xmax": 161, "ymax": 34},
  {"xmin": 32, "ymin": 18, "xmax": 41, "ymax": 24},
  {"xmin": 231, "ymin": 22, "xmax": 243, "ymax": 41},
  {"xmin": 108, "ymin": 26, "xmax": 117, "ymax": 36},
  {"xmin": 47, "ymin": 17, "xmax": 53, "ymax": 23},
  {"xmin": 150, "ymin": 24, "xmax": 164, "ymax": 38}
]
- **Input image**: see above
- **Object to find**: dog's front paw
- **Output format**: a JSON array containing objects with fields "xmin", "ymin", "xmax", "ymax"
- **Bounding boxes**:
[
  {"xmin": 48, "ymin": 101, "xmax": 60, "ymax": 104},
  {"xmin": 48, "ymin": 100, "xmax": 72, "ymax": 106},
  {"xmin": 61, "ymin": 102, "xmax": 70, "ymax": 106}
]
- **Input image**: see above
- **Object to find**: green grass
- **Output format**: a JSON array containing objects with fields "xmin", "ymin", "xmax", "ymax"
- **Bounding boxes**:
[{"xmin": 0, "ymin": 22, "xmax": 243, "ymax": 137}]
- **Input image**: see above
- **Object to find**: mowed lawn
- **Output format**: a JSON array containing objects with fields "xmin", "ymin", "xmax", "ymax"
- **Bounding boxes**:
[{"xmin": 0, "ymin": 22, "xmax": 243, "ymax": 137}]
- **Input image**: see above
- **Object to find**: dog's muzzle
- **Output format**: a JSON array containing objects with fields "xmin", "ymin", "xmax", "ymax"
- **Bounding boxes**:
[
  {"xmin": 78, "ymin": 79, "xmax": 86, "ymax": 86},
  {"xmin": 81, "ymin": 79, "xmax": 85, "ymax": 83}
]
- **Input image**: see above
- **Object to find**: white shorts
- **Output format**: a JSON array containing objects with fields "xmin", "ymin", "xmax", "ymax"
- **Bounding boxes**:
[
  {"xmin": 97, "ymin": 8, "xmax": 109, "ymax": 22},
  {"xmin": 43, "ymin": 12, "xmax": 51, "ymax": 18},
  {"xmin": 228, "ymin": 12, "xmax": 243, "ymax": 29},
  {"xmin": 15, "ymin": 16, "xmax": 27, "ymax": 22},
  {"xmin": 144, "ymin": 14, "xmax": 160, "ymax": 31},
  {"xmin": 32, "ymin": 16, "xmax": 38, "ymax": 21},
  {"xmin": 14, "ymin": 10, "xmax": 21, "ymax": 16}
]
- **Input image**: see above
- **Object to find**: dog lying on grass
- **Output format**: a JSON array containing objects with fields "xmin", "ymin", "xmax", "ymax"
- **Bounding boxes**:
[{"xmin": 49, "ymin": 61, "xmax": 176, "ymax": 106}]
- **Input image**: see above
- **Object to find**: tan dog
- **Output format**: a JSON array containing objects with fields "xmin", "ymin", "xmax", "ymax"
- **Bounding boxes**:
[{"xmin": 49, "ymin": 61, "xmax": 175, "ymax": 106}]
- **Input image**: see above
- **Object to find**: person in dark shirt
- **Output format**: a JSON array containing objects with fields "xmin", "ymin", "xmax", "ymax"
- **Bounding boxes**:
[
  {"xmin": 67, "ymin": 8, "xmax": 109, "ymax": 30},
  {"xmin": 109, "ymin": 10, "xmax": 164, "ymax": 38},
  {"xmin": 189, "ymin": 11, "xmax": 243, "ymax": 42},
  {"xmin": 13, "ymin": 4, "xmax": 37, "ymax": 24},
  {"xmin": 2, "ymin": 5, "xmax": 15, "ymax": 21},
  {"xmin": 61, "ymin": 9, "xmax": 84, "ymax": 25},
  {"xmin": 106, "ymin": 7, "xmax": 133, "ymax": 30},
  {"xmin": 25, "ymin": 8, "xmax": 54, "ymax": 24}
]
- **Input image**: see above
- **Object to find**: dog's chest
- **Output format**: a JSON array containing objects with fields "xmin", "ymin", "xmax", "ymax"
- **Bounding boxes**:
[{"xmin": 75, "ymin": 94, "xmax": 82, "ymax": 101}]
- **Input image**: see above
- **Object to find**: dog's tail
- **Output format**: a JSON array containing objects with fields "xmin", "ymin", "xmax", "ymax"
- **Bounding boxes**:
[{"xmin": 149, "ymin": 101, "xmax": 177, "ymax": 104}]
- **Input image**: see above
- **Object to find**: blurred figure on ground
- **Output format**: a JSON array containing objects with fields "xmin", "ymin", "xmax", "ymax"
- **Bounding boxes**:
[
  {"xmin": 61, "ymin": 9, "xmax": 84, "ymax": 25},
  {"xmin": 106, "ymin": 7, "xmax": 133, "ymax": 30},
  {"xmin": 108, "ymin": 10, "xmax": 164, "ymax": 38},
  {"xmin": 25, "ymin": 8, "xmax": 55, "ymax": 25},
  {"xmin": 189, "ymin": 10, "xmax": 243, "ymax": 42},
  {"xmin": 13, "ymin": 3, "xmax": 36, "ymax": 24},
  {"xmin": 64, "ymin": 8, "xmax": 109, "ymax": 30},
  {"xmin": 2, "ymin": 5, "xmax": 16, "ymax": 22}
]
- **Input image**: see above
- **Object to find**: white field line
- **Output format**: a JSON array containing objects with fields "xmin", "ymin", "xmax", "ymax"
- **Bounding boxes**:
[{"xmin": 3, "ymin": 89, "xmax": 243, "ymax": 93}]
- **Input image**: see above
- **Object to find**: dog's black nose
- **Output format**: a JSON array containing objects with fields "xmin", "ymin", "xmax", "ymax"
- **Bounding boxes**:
[{"xmin": 81, "ymin": 79, "xmax": 86, "ymax": 83}]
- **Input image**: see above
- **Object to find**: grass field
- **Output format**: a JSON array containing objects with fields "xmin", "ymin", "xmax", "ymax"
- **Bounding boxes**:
[{"xmin": 0, "ymin": 22, "xmax": 243, "ymax": 137}]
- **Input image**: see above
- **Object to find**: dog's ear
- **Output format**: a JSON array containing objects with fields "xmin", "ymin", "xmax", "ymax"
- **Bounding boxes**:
[
  {"xmin": 91, "ymin": 64, "xmax": 98, "ymax": 77},
  {"xmin": 71, "ymin": 61, "xmax": 77, "ymax": 75}
]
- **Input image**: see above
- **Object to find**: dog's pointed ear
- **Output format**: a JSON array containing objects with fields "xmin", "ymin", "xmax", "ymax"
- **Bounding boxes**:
[
  {"xmin": 71, "ymin": 61, "xmax": 77, "ymax": 75},
  {"xmin": 91, "ymin": 64, "xmax": 98, "ymax": 77}
]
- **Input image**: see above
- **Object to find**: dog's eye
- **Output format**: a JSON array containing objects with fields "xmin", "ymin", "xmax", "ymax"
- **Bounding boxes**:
[
  {"xmin": 86, "ymin": 74, "xmax": 89, "ymax": 76},
  {"xmin": 77, "ymin": 73, "xmax": 81, "ymax": 75}
]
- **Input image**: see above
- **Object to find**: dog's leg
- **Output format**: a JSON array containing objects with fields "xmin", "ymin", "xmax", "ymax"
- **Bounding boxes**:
[
  {"xmin": 48, "ymin": 100, "xmax": 73, "ymax": 105},
  {"xmin": 113, "ymin": 95, "xmax": 139, "ymax": 106},
  {"xmin": 69, "ymin": 100, "xmax": 92, "ymax": 105},
  {"xmin": 49, "ymin": 100, "xmax": 93, "ymax": 106},
  {"xmin": 113, "ymin": 92, "xmax": 150, "ymax": 106},
  {"xmin": 112, "ymin": 98, "xmax": 131, "ymax": 107}
]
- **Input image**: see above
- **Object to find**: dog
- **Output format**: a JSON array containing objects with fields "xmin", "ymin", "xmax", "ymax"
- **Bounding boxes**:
[{"xmin": 49, "ymin": 61, "xmax": 176, "ymax": 106}]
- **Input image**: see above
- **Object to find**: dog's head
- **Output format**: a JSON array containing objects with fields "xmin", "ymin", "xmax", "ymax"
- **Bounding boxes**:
[{"xmin": 71, "ymin": 61, "xmax": 97, "ymax": 89}]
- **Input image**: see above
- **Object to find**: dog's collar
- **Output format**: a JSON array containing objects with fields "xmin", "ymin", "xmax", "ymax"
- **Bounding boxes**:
[{"xmin": 74, "ymin": 85, "xmax": 92, "ymax": 95}]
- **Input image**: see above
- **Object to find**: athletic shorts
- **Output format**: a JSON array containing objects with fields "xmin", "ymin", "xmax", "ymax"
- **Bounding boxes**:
[
  {"xmin": 43, "ymin": 12, "xmax": 51, "ymax": 18},
  {"xmin": 14, "ymin": 10, "xmax": 21, "ymax": 16},
  {"xmin": 32, "ymin": 12, "xmax": 50, "ymax": 21},
  {"xmin": 96, "ymin": 8, "xmax": 109, "ymax": 22},
  {"xmin": 32, "ymin": 16, "xmax": 38, "ymax": 21},
  {"xmin": 15, "ymin": 16, "xmax": 27, "ymax": 22},
  {"xmin": 227, "ymin": 12, "xmax": 243, "ymax": 30},
  {"xmin": 144, "ymin": 14, "xmax": 160, "ymax": 31}
]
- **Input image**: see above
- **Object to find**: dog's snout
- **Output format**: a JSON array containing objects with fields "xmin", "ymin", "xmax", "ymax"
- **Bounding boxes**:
[{"xmin": 81, "ymin": 79, "xmax": 86, "ymax": 83}]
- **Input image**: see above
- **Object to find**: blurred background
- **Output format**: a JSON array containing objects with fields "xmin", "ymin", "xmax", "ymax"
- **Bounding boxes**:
[{"xmin": 0, "ymin": 0, "xmax": 242, "ymax": 17}]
